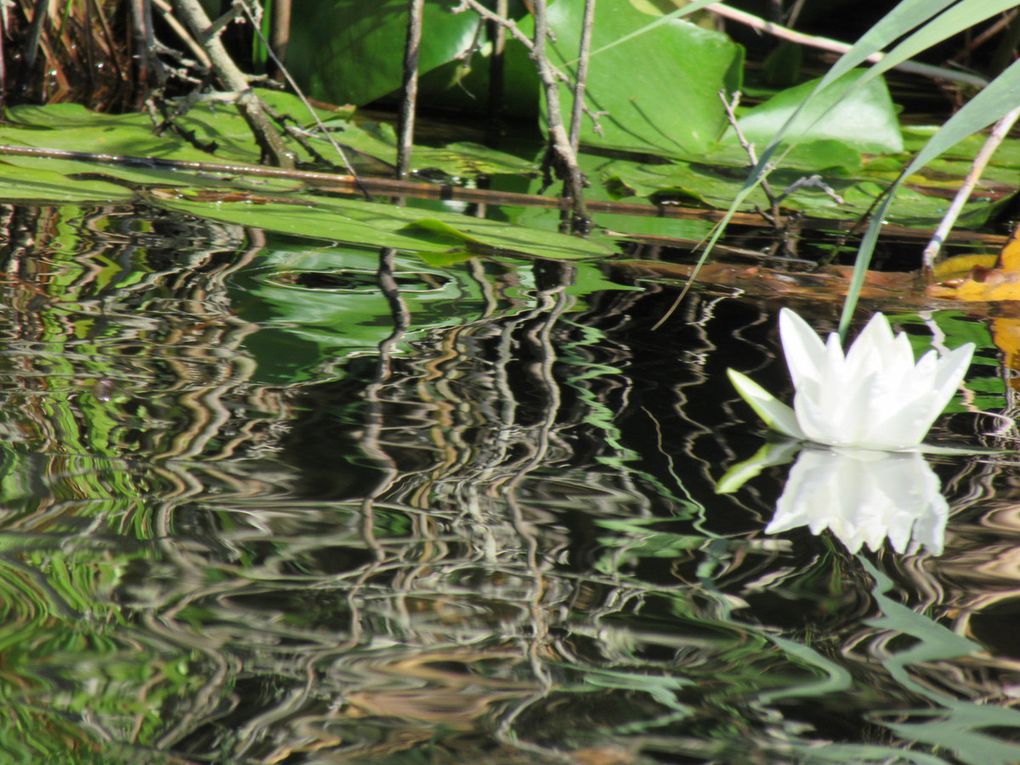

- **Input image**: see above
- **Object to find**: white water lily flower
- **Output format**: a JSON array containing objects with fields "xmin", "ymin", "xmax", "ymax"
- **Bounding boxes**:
[
  {"xmin": 766, "ymin": 447, "xmax": 947, "ymax": 555},
  {"xmin": 728, "ymin": 308, "xmax": 974, "ymax": 451}
]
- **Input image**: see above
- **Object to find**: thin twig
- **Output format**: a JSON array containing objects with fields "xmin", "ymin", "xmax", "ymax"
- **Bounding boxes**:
[
  {"xmin": 0, "ymin": 143, "xmax": 1009, "ymax": 247},
  {"xmin": 457, "ymin": 0, "xmax": 588, "ymax": 222},
  {"xmin": 776, "ymin": 174, "xmax": 843, "ymax": 206},
  {"xmin": 452, "ymin": 0, "xmax": 535, "ymax": 52},
  {"xmin": 398, "ymin": 0, "xmax": 424, "ymax": 180},
  {"xmin": 455, "ymin": 0, "xmax": 605, "ymax": 144},
  {"xmin": 487, "ymin": 0, "xmax": 508, "ymax": 123},
  {"xmin": 234, "ymin": 1, "xmax": 362, "ymax": 184},
  {"xmin": 151, "ymin": 0, "xmax": 211, "ymax": 68},
  {"xmin": 270, "ymin": 0, "xmax": 291, "ymax": 76},
  {"xmin": 530, "ymin": 0, "xmax": 588, "ymax": 227},
  {"xmin": 129, "ymin": 0, "xmax": 154, "ymax": 90},
  {"xmin": 921, "ymin": 105, "xmax": 1020, "ymax": 273},
  {"xmin": 568, "ymin": 0, "xmax": 595, "ymax": 154},
  {"xmin": 719, "ymin": 90, "xmax": 780, "ymax": 221}
]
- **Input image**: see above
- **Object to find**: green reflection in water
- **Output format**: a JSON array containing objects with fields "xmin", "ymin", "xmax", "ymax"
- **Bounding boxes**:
[{"xmin": 0, "ymin": 204, "xmax": 1017, "ymax": 764}]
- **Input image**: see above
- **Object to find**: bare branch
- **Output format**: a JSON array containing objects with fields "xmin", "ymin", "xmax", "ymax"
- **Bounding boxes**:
[
  {"xmin": 568, "ymin": 0, "xmax": 595, "ymax": 153},
  {"xmin": 398, "ymin": 0, "xmax": 424, "ymax": 180},
  {"xmin": 234, "ymin": 1, "xmax": 361, "ymax": 183},
  {"xmin": 719, "ymin": 90, "xmax": 781, "ymax": 221},
  {"xmin": 708, "ymin": 2, "xmax": 989, "ymax": 88},
  {"xmin": 452, "ymin": 0, "xmax": 534, "ymax": 52},
  {"xmin": 171, "ymin": 0, "xmax": 294, "ymax": 167},
  {"xmin": 922, "ymin": 105, "xmax": 1020, "ymax": 272}
]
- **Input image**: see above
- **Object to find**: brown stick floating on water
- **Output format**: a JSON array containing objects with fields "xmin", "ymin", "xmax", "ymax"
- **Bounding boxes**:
[{"xmin": 0, "ymin": 143, "xmax": 1008, "ymax": 248}]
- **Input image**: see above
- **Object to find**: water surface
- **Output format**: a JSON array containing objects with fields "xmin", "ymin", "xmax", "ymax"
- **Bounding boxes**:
[{"xmin": 0, "ymin": 202, "xmax": 1017, "ymax": 764}]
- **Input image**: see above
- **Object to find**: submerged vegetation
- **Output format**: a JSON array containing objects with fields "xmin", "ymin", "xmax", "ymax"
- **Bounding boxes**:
[{"xmin": 0, "ymin": 1, "xmax": 1018, "ymax": 763}]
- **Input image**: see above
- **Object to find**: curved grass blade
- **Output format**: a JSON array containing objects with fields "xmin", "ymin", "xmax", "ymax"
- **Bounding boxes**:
[
  {"xmin": 654, "ymin": 0, "xmax": 965, "ymax": 327},
  {"xmin": 840, "ymin": 55, "xmax": 1020, "ymax": 336}
]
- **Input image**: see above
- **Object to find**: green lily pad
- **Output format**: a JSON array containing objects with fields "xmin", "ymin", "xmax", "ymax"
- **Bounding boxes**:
[
  {"xmin": 0, "ymin": 93, "xmax": 534, "ymax": 197},
  {"xmin": 599, "ymin": 152, "xmax": 1008, "ymax": 226},
  {"xmin": 0, "ymin": 160, "xmax": 133, "ymax": 203},
  {"xmin": 150, "ymin": 189, "xmax": 614, "ymax": 262},
  {"xmin": 730, "ymin": 69, "xmax": 904, "ymax": 155}
]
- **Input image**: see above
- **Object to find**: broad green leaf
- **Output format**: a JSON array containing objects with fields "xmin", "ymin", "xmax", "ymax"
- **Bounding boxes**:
[
  {"xmin": 599, "ymin": 154, "xmax": 1007, "ymax": 225},
  {"xmin": 903, "ymin": 126, "xmax": 1020, "ymax": 167},
  {"xmin": 286, "ymin": 0, "xmax": 480, "ymax": 106},
  {"xmin": 582, "ymin": 0, "xmax": 730, "ymax": 60},
  {"xmin": 704, "ymin": 137, "xmax": 862, "ymax": 174},
  {"xmin": 731, "ymin": 70, "xmax": 903, "ymax": 155},
  {"xmin": 902, "ymin": 58, "xmax": 1020, "ymax": 178},
  {"xmin": 316, "ymin": 117, "xmax": 536, "ymax": 176},
  {"xmin": 0, "ymin": 94, "xmax": 532, "ymax": 190},
  {"xmin": 4, "ymin": 102, "xmax": 262, "ymax": 163},
  {"xmin": 539, "ymin": 0, "xmax": 743, "ymax": 156},
  {"xmin": 0, "ymin": 161, "xmax": 133, "ymax": 203}
]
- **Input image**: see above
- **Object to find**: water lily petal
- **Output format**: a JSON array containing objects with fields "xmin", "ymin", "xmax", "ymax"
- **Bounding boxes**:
[
  {"xmin": 932, "ymin": 343, "xmax": 976, "ymax": 409},
  {"xmin": 741, "ymin": 309, "xmax": 973, "ymax": 453},
  {"xmin": 727, "ymin": 369, "xmax": 805, "ymax": 441},
  {"xmin": 779, "ymin": 308, "xmax": 828, "ymax": 390},
  {"xmin": 868, "ymin": 390, "xmax": 943, "ymax": 449},
  {"xmin": 844, "ymin": 312, "xmax": 893, "ymax": 373}
]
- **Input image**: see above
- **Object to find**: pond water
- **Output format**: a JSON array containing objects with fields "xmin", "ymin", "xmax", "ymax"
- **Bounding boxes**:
[{"xmin": 1, "ymin": 201, "xmax": 1019, "ymax": 765}]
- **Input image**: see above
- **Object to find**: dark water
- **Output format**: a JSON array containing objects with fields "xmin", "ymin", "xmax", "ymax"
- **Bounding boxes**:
[{"xmin": 0, "ymin": 203, "xmax": 1018, "ymax": 764}]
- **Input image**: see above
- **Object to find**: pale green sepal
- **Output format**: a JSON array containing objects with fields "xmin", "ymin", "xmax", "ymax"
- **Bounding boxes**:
[
  {"xmin": 716, "ymin": 439, "xmax": 801, "ymax": 494},
  {"xmin": 727, "ymin": 369, "xmax": 806, "ymax": 441}
]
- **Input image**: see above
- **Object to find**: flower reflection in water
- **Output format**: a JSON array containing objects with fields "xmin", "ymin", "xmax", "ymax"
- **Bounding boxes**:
[{"xmin": 766, "ymin": 446, "xmax": 948, "ymax": 555}]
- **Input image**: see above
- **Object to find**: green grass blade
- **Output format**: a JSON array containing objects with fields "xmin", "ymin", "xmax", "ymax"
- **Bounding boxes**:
[
  {"xmin": 815, "ymin": 0, "xmax": 957, "ymax": 89},
  {"xmin": 872, "ymin": 0, "xmax": 1017, "ymax": 79},
  {"xmin": 840, "ymin": 55, "xmax": 1020, "ymax": 336},
  {"xmin": 672, "ymin": 0, "xmax": 959, "ymax": 319}
]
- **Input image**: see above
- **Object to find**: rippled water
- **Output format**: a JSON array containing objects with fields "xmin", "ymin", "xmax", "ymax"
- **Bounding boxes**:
[{"xmin": 1, "ymin": 203, "xmax": 1019, "ymax": 764}]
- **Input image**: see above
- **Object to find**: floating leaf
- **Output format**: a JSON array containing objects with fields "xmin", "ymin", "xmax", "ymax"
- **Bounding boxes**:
[
  {"xmin": 0, "ymin": 160, "xmax": 133, "ymax": 203},
  {"xmin": 150, "ymin": 189, "xmax": 614, "ymax": 262},
  {"xmin": 730, "ymin": 69, "xmax": 903, "ymax": 155}
]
